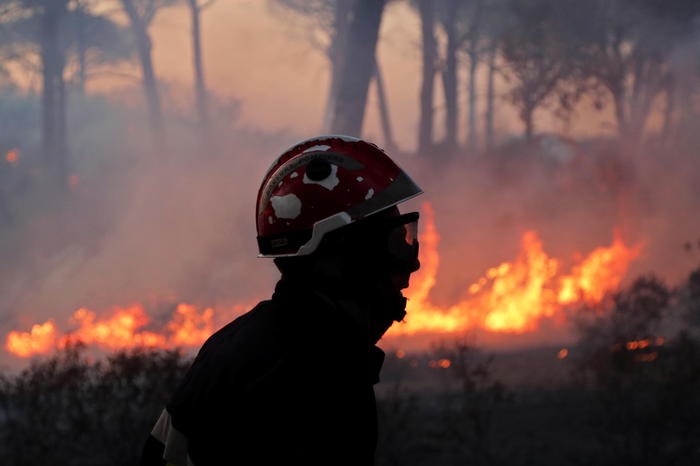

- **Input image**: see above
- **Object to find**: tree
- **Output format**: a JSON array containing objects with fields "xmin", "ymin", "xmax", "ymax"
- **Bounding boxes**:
[
  {"xmin": 459, "ymin": 0, "xmax": 486, "ymax": 151},
  {"xmin": 432, "ymin": 0, "xmax": 502, "ymax": 153},
  {"xmin": 467, "ymin": 0, "xmax": 509, "ymax": 151},
  {"xmin": 270, "ymin": 0, "xmax": 355, "ymax": 130},
  {"xmin": 67, "ymin": 1, "xmax": 131, "ymax": 94},
  {"xmin": 38, "ymin": 0, "xmax": 70, "ymax": 185},
  {"xmin": 374, "ymin": 60, "xmax": 396, "ymax": 151},
  {"xmin": 572, "ymin": 0, "xmax": 700, "ymax": 139},
  {"xmin": 435, "ymin": 0, "xmax": 461, "ymax": 152},
  {"xmin": 484, "ymin": 44, "xmax": 496, "ymax": 149},
  {"xmin": 2, "ymin": 0, "xmax": 72, "ymax": 185},
  {"xmin": 500, "ymin": 0, "xmax": 573, "ymax": 140},
  {"xmin": 329, "ymin": 0, "xmax": 385, "ymax": 136},
  {"xmin": 186, "ymin": 0, "xmax": 215, "ymax": 136},
  {"xmin": 120, "ymin": 0, "xmax": 176, "ymax": 140},
  {"xmin": 416, "ymin": 0, "xmax": 436, "ymax": 154},
  {"xmin": 0, "ymin": 0, "xmax": 131, "ymax": 187},
  {"xmin": 272, "ymin": 0, "xmax": 398, "ymax": 146}
]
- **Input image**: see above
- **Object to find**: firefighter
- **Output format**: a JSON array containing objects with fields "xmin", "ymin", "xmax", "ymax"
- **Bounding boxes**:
[{"xmin": 140, "ymin": 135, "xmax": 423, "ymax": 465}]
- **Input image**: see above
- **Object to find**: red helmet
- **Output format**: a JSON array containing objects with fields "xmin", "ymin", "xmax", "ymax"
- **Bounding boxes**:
[{"xmin": 256, "ymin": 135, "xmax": 423, "ymax": 257}]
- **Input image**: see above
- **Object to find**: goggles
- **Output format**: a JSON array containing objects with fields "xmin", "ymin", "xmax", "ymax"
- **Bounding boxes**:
[{"xmin": 359, "ymin": 211, "xmax": 420, "ymax": 269}]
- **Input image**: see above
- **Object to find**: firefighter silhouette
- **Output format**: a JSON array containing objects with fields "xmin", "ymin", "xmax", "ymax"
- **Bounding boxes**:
[{"xmin": 140, "ymin": 135, "xmax": 423, "ymax": 465}]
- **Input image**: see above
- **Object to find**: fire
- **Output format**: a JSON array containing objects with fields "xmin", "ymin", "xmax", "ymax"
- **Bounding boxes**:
[
  {"xmin": 428, "ymin": 358, "xmax": 452, "ymax": 369},
  {"xmin": 390, "ymin": 202, "xmax": 641, "ymax": 335},
  {"xmin": 167, "ymin": 304, "xmax": 215, "ymax": 346},
  {"xmin": 68, "ymin": 305, "xmax": 166, "ymax": 350},
  {"xmin": 5, "ymin": 148, "xmax": 19, "ymax": 164},
  {"xmin": 5, "ymin": 202, "xmax": 641, "ymax": 358},
  {"xmin": 558, "ymin": 231, "xmax": 637, "ymax": 304},
  {"xmin": 5, "ymin": 303, "xmax": 223, "ymax": 358},
  {"xmin": 6, "ymin": 321, "xmax": 58, "ymax": 358},
  {"xmin": 615, "ymin": 338, "xmax": 664, "ymax": 352}
]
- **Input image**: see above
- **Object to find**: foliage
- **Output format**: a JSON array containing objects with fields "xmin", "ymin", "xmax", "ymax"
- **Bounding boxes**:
[
  {"xmin": 573, "ymin": 273, "xmax": 700, "ymax": 465},
  {"xmin": 0, "ymin": 3, "xmax": 131, "ymax": 83},
  {"xmin": 430, "ymin": 339, "xmax": 511, "ymax": 466},
  {"xmin": 0, "ymin": 344, "xmax": 191, "ymax": 466},
  {"xmin": 268, "ymin": 0, "xmax": 341, "ymax": 55},
  {"xmin": 499, "ymin": 0, "xmax": 581, "ymax": 138}
]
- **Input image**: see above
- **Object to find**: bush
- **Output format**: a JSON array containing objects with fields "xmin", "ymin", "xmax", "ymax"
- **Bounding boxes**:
[
  {"xmin": 0, "ymin": 343, "xmax": 191, "ymax": 466},
  {"xmin": 574, "ymin": 274, "xmax": 700, "ymax": 465}
]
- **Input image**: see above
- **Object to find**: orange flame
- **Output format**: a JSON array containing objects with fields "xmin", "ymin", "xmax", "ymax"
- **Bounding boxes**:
[
  {"xmin": 6, "ymin": 321, "xmax": 58, "ymax": 357},
  {"xmin": 167, "ymin": 304, "xmax": 215, "ymax": 346},
  {"xmin": 558, "ymin": 232, "xmax": 639, "ymax": 304},
  {"xmin": 5, "ymin": 202, "xmax": 641, "ymax": 358},
  {"xmin": 68, "ymin": 305, "xmax": 166, "ymax": 350},
  {"xmin": 5, "ymin": 149, "xmax": 19, "ymax": 165},
  {"xmin": 5, "ymin": 303, "xmax": 224, "ymax": 358},
  {"xmin": 390, "ymin": 202, "xmax": 641, "ymax": 335}
]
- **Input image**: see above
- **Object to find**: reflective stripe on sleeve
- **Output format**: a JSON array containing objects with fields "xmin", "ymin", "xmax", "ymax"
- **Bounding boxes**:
[{"xmin": 151, "ymin": 409, "xmax": 195, "ymax": 466}]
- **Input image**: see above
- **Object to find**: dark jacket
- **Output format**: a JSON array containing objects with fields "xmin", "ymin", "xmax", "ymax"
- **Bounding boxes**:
[{"xmin": 140, "ymin": 278, "xmax": 385, "ymax": 465}]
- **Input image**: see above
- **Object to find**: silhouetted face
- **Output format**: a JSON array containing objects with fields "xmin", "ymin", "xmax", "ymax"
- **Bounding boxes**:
[
  {"xmin": 328, "ymin": 207, "xmax": 420, "ymax": 341},
  {"xmin": 277, "ymin": 207, "xmax": 420, "ymax": 342}
]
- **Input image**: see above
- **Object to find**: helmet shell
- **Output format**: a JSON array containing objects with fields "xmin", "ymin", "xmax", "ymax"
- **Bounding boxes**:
[{"xmin": 256, "ymin": 135, "xmax": 422, "ymax": 257}]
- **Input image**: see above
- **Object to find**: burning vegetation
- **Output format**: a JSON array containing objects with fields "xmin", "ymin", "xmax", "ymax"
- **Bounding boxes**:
[
  {"xmin": 2, "ymin": 0, "xmax": 700, "ymax": 465},
  {"xmin": 395, "ymin": 204, "xmax": 641, "ymax": 335},
  {"xmin": 5, "ymin": 202, "xmax": 641, "ymax": 359}
]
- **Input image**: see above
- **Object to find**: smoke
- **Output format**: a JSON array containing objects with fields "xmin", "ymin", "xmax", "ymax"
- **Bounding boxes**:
[
  {"xmin": 4, "ymin": 1, "xmax": 700, "ymax": 363},
  {"xmin": 4, "ymin": 99, "xmax": 700, "ymax": 365},
  {"xmin": 0, "ymin": 92, "xmax": 290, "ymax": 354},
  {"xmin": 390, "ymin": 134, "xmax": 700, "ymax": 351}
]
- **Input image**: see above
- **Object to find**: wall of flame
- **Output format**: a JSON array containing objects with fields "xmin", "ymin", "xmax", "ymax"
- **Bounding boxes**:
[{"xmin": 5, "ymin": 202, "xmax": 641, "ymax": 358}]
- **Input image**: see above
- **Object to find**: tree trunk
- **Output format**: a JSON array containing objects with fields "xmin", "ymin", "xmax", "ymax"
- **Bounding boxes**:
[
  {"xmin": 40, "ymin": 0, "xmax": 69, "ymax": 187},
  {"xmin": 485, "ymin": 46, "xmax": 496, "ymax": 150},
  {"xmin": 374, "ymin": 57, "xmax": 396, "ymax": 151},
  {"xmin": 628, "ymin": 75, "xmax": 663, "ymax": 139},
  {"xmin": 522, "ymin": 104, "xmax": 534, "ymax": 141},
  {"xmin": 330, "ymin": 0, "xmax": 385, "ymax": 136},
  {"xmin": 467, "ymin": 49, "xmax": 478, "ymax": 151},
  {"xmin": 612, "ymin": 86, "xmax": 627, "ymax": 138},
  {"xmin": 322, "ymin": 0, "xmax": 354, "ymax": 132},
  {"xmin": 187, "ymin": 0, "xmax": 209, "ymax": 135},
  {"xmin": 661, "ymin": 78, "xmax": 676, "ymax": 140},
  {"xmin": 441, "ymin": 0, "xmax": 459, "ymax": 151},
  {"xmin": 75, "ymin": 1, "xmax": 87, "ymax": 94},
  {"xmin": 121, "ymin": 0, "xmax": 165, "ymax": 140},
  {"xmin": 417, "ymin": 0, "xmax": 436, "ymax": 154}
]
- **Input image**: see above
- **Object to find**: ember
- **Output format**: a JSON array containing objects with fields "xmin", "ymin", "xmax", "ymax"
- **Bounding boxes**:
[{"xmin": 5, "ymin": 148, "xmax": 19, "ymax": 165}]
